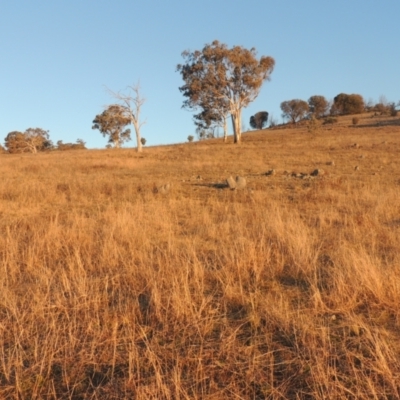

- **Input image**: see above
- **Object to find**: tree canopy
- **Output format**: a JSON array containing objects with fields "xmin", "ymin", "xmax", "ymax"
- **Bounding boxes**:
[
  {"xmin": 280, "ymin": 99, "xmax": 309, "ymax": 124},
  {"xmin": 250, "ymin": 111, "xmax": 269, "ymax": 130},
  {"xmin": 92, "ymin": 104, "xmax": 131, "ymax": 148},
  {"xmin": 308, "ymin": 95, "xmax": 329, "ymax": 118},
  {"xmin": 331, "ymin": 93, "xmax": 364, "ymax": 115},
  {"xmin": 177, "ymin": 40, "xmax": 275, "ymax": 143},
  {"xmin": 4, "ymin": 128, "xmax": 51, "ymax": 153}
]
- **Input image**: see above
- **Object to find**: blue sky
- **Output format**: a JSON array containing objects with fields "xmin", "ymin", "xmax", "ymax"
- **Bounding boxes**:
[{"xmin": 1, "ymin": 0, "xmax": 399, "ymax": 149}]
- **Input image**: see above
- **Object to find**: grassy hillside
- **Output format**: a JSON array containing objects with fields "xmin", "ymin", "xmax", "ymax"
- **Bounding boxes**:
[{"xmin": 1, "ymin": 114, "xmax": 400, "ymax": 399}]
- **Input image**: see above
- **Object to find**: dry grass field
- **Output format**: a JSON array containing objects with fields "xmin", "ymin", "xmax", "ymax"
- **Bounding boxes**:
[{"xmin": 1, "ymin": 113, "xmax": 400, "ymax": 399}]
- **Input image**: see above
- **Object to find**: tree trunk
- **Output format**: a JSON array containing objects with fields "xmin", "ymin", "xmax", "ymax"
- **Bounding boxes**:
[
  {"xmin": 223, "ymin": 116, "xmax": 228, "ymax": 142},
  {"xmin": 231, "ymin": 111, "xmax": 242, "ymax": 144},
  {"xmin": 133, "ymin": 120, "xmax": 143, "ymax": 152},
  {"xmin": 136, "ymin": 131, "xmax": 142, "ymax": 152}
]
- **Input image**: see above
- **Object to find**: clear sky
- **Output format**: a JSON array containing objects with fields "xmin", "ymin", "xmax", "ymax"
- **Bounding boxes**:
[{"xmin": 1, "ymin": 0, "xmax": 399, "ymax": 149}]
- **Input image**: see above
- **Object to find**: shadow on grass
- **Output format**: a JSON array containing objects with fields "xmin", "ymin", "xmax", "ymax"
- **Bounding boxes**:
[{"xmin": 192, "ymin": 182, "xmax": 229, "ymax": 190}]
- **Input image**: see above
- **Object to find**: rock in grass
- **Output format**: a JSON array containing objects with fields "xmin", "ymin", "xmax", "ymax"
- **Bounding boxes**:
[
  {"xmin": 157, "ymin": 183, "xmax": 170, "ymax": 194},
  {"xmin": 226, "ymin": 176, "xmax": 246, "ymax": 190},
  {"xmin": 226, "ymin": 176, "xmax": 236, "ymax": 190},
  {"xmin": 235, "ymin": 176, "xmax": 246, "ymax": 189},
  {"xmin": 311, "ymin": 169, "xmax": 325, "ymax": 177}
]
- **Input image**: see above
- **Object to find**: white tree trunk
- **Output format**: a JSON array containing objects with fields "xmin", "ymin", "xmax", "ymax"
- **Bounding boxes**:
[
  {"xmin": 223, "ymin": 116, "xmax": 228, "ymax": 142},
  {"xmin": 133, "ymin": 120, "xmax": 143, "ymax": 152},
  {"xmin": 136, "ymin": 130, "xmax": 142, "ymax": 152},
  {"xmin": 106, "ymin": 83, "xmax": 146, "ymax": 153},
  {"xmin": 231, "ymin": 110, "xmax": 242, "ymax": 143}
]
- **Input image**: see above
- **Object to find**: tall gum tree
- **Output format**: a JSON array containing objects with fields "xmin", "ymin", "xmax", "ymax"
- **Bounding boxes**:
[{"xmin": 177, "ymin": 40, "xmax": 275, "ymax": 143}]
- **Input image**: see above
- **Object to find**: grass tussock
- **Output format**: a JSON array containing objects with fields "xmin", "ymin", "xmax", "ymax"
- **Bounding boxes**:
[{"xmin": 1, "ymin": 116, "xmax": 400, "ymax": 398}]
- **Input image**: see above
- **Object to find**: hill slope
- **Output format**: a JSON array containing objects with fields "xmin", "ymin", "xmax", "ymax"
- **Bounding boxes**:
[{"xmin": 1, "ymin": 114, "xmax": 400, "ymax": 398}]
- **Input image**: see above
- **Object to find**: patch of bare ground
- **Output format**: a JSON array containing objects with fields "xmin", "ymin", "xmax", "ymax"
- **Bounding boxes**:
[{"xmin": 1, "ymin": 114, "xmax": 400, "ymax": 398}]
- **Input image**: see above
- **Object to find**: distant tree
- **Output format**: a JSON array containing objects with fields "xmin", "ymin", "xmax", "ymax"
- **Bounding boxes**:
[
  {"xmin": 389, "ymin": 102, "xmax": 398, "ymax": 116},
  {"xmin": 187, "ymin": 135, "xmax": 194, "ymax": 142},
  {"xmin": 280, "ymin": 99, "xmax": 309, "ymax": 124},
  {"xmin": 106, "ymin": 83, "xmax": 146, "ymax": 152},
  {"xmin": 374, "ymin": 103, "xmax": 388, "ymax": 115},
  {"xmin": 196, "ymin": 126, "xmax": 216, "ymax": 140},
  {"xmin": 308, "ymin": 95, "xmax": 329, "ymax": 118},
  {"xmin": 4, "ymin": 128, "xmax": 51, "ymax": 154},
  {"xmin": 331, "ymin": 93, "xmax": 364, "ymax": 115},
  {"xmin": 193, "ymin": 107, "xmax": 229, "ymax": 142},
  {"xmin": 372, "ymin": 100, "xmax": 399, "ymax": 116},
  {"xmin": 249, "ymin": 111, "xmax": 269, "ymax": 130},
  {"xmin": 4, "ymin": 131, "xmax": 26, "ymax": 153},
  {"xmin": 92, "ymin": 104, "xmax": 131, "ymax": 148},
  {"xmin": 177, "ymin": 40, "xmax": 275, "ymax": 143},
  {"xmin": 140, "ymin": 137, "xmax": 146, "ymax": 146},
  {"xmin": 76, "ymin": 138, "xmax": 86, "ymax": 147}
]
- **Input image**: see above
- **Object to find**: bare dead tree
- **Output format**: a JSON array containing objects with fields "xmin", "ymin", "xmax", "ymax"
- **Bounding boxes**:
[{"xmin": 106, "ymin": 82, "xmax": 146, "ymax": 152}]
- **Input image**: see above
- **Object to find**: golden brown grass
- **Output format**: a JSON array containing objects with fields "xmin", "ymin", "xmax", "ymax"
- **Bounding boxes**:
[{"xmin": 1, "ymin": 113, "xmax": 400, "ymax": 399}]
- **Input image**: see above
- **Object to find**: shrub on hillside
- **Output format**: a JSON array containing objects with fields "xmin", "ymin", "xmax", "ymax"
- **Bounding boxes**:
[
  {"xmin": 352, "ymin": 117, "xmax": 359, "ymax": 125},
  {"xmin": 323, "ymin": 116, "xmax": 338, "ymax": 125},
  {"xmin": 57, "ymin": 139, "xmax": 86, "ymax": 151},
  {"xmin": 307, "ymin": 115, "xmax": 322, "ymax": 135},
  {"xmin": 389, "ymin": 103, "xmax": 398, "ymax": 117}
]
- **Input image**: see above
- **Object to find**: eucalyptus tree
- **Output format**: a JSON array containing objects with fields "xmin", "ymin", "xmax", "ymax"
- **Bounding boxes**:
[
  {"xmin": 280, "ymin": 99, "xmax": 309, "ymax": 124},
  {"xmin": 177, "ymin": 40, "xmax": 275, "ymax": 143},
  {"xmin": 4, "ymin": 128, "xmax": 51, "ymax": 153},
  {"xmin": 92, "ymin": 104, "xmax": 131, "ymax": 148},
  {"xmin": 331, "ymin": 93, "xmax": 364, "ymax": 115},
  {"xmin": 250, "ymin": 111, "xmax": 269, "ymax": 130},
  {"xmin": 308, "ymin": 95, "xmax": 329, "ymax": 118}
]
